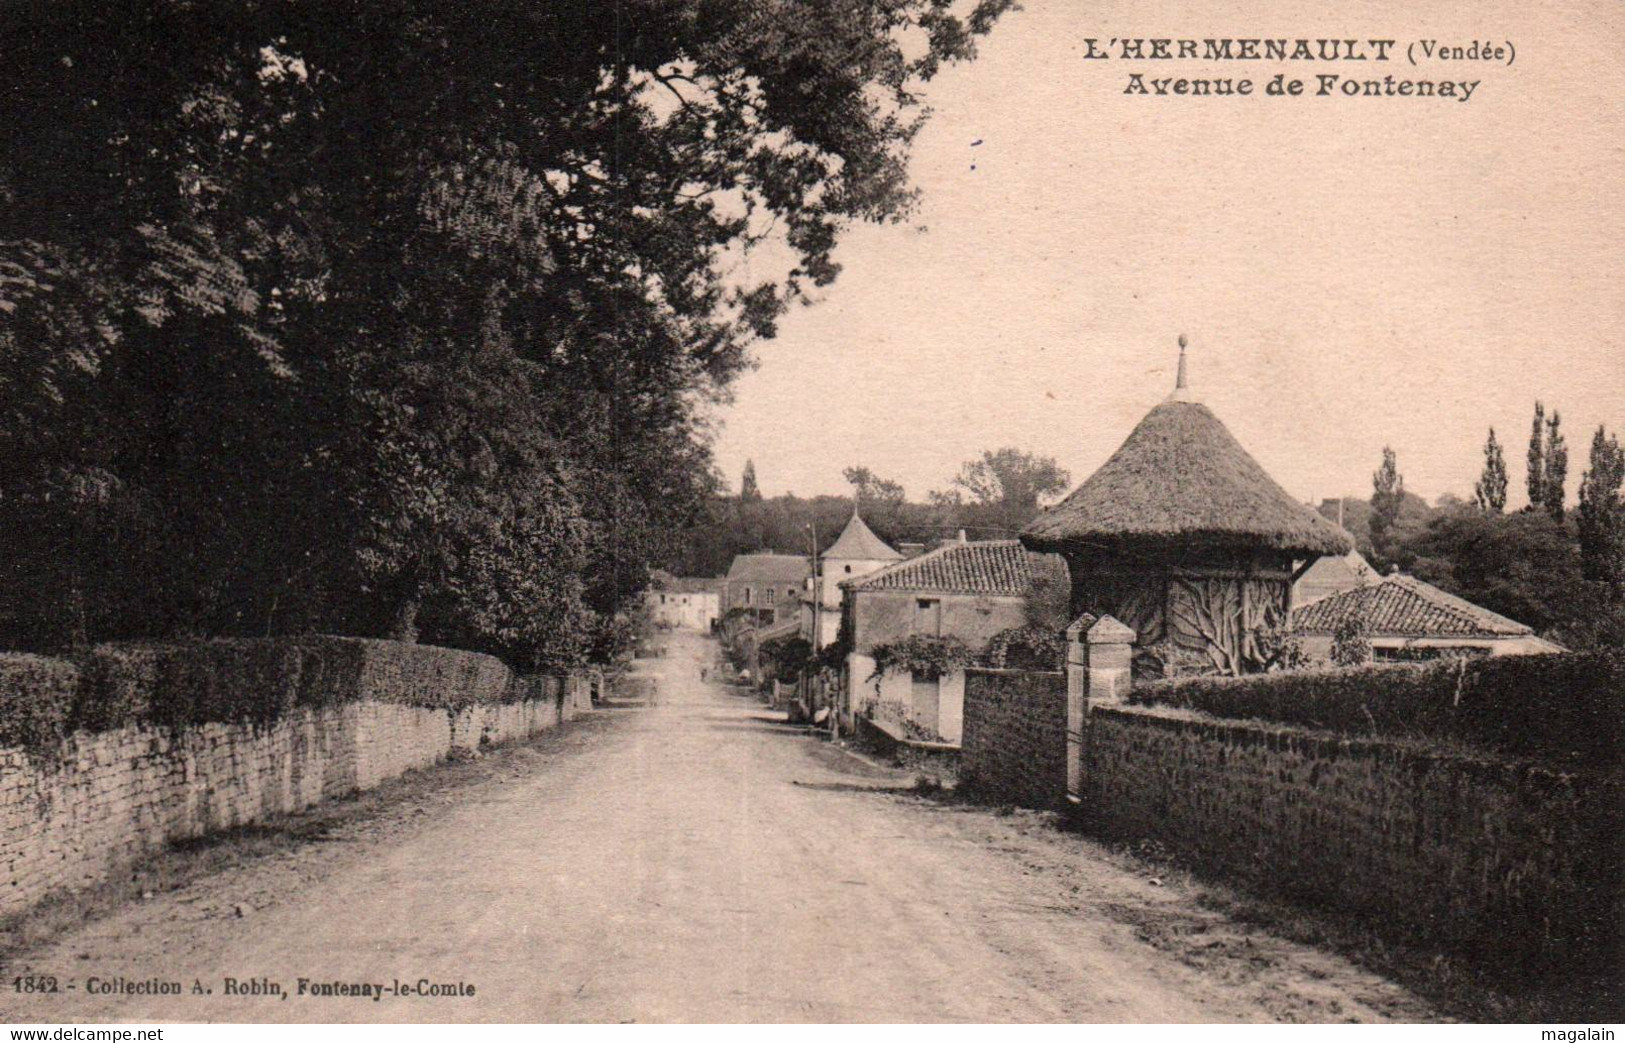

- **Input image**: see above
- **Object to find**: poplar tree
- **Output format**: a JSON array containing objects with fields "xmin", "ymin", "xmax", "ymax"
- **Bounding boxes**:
[
  {"xmin": 1527, "ymin": 402, "xmax": 1546, "ymax": 510},
  {"xmin": 1370, "ymin": 446, "xmax": 1405, "ymax": 562},
  {"xmin": 1474, "ymin": 427, "xmax": 1508, "ymax": 513},
  {"xmin": 1578, "ymin": 425, "xmax": 1625, "ymax": 595},
  {"xmin": 1542, "ymin": 409, "xmax": 1569, "ymax": 520}
]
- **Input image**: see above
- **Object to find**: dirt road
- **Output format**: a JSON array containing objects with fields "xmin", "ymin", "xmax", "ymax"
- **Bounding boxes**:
[{"xmin": 4, "ymin": 632, "xmax": 1437, "ymax": 1023}]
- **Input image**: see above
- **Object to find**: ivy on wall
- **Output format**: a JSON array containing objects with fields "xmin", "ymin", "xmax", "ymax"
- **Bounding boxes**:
[{"xmin": 868, "ymin": 634, "xmax": 976, "ymax": 681}]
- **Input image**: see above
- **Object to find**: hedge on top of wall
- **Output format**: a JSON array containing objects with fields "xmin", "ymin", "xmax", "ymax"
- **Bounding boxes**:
[
  {"xmin": 0, "ymin": 654, "xmax": 80, "ymax": 754},
  {"xmin": 1131, "ymin": 650, "xmax": 1624, "ymax": 766},
  {"xmin": 0, "ymin": 635, "xmax": 537, "ymax": 760}
]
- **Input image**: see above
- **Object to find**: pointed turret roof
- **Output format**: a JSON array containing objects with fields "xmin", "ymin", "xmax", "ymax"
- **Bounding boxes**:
[
  {"xmin": 822, "ymin": 512, "xmax": 904, "ymax": 561},
  {"xmin": 1021, "ymin": 338, "xmax": 1353, "ymax": 558}
]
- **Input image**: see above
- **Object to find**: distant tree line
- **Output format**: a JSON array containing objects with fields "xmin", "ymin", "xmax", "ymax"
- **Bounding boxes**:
[
  {"xmin": 666, "ymin": 448, "xmax": 1071, "ymax": 577},
  {"xmin": 0, "ymin": 0, "xmax": 1011, "ymax": 667},
  {"xmin": 1338, "ymin": 404, "xmax": 1624, "ymax": 650}
]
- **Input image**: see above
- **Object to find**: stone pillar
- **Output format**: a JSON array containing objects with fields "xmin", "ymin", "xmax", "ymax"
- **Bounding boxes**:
[
  {"xmin": 1085, "ymin": 615, "xmax": 1136, "ymax": 706},
  {"xmin": 1063, "ymin": 614, "xmax": 1136, "ymax": 799},
  {"xmin": 1063, "ymin": 613, "xmax": 1096, "ymax": 799}
]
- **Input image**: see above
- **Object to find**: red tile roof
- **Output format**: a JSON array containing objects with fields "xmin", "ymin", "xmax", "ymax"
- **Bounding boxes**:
[
  {"xmin": 845, "ymin": 540, "xmax": 1066, "ymax": 597},
  {"xmin": 1290, "ymin": 575, "xmax": 1533, "ymax": 638}
]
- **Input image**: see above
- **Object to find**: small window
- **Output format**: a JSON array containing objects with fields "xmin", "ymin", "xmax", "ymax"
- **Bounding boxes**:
[
  {"xmin": 744, "ymin": 589, "xmax": 752, "ymax": 606},
  {"xmin": 844, "ymin": 564, "xmax": 852, "ymax": 574},
  {"xmin": 767, "ymin": 589, "xmax": 776, "ymax": 604}
]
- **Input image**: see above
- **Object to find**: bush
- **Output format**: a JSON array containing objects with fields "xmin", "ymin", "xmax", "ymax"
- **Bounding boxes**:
[
  {"xmin": 1132, "ymin": 650, "xmax": 1625, "ymax": 765},
  {"xmin": 0, "ymin": 654, "xmax": 80, "ymax": 755}
]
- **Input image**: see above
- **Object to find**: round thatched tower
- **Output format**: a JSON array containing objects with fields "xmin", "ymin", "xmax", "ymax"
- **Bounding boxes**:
[{"xmin": 1020, "ymin": 339, "xmax": 1352, "ymax": 678}]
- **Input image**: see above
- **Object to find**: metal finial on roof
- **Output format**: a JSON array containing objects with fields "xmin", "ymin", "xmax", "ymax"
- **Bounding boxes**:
[{"xmin": 1168, "ymin": 334, "xmax": 1196, "ymax": 402}]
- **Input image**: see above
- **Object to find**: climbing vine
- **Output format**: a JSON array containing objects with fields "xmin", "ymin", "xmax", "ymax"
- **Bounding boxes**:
[
  {"xmin": 983, "ymin": 624, "xmax": 1064, "ymax": 671},
  {"xmin": 868, "ymin": 634, "xmax": 976, "ymax": 681}
]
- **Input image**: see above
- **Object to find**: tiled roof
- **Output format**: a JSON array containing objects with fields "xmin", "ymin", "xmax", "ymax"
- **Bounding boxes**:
[
  {"xmin": 1291, "ymin": 575, "xmax": 1533, "ymax": 638},
  {"xmin": 846, "ymin": 540, "xmax": 1067, "ymax": 597},
  {"xmin": 822, "ymin": 512, "xmax": 903, "ymax": 561},
  {"xmin": 726, "ymin": 553, "xmax": 809, "ymax": 585}
]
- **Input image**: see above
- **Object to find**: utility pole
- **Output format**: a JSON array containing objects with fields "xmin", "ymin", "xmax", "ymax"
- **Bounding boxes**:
[{"xmin": 804, "ymin": 522, "xmax": 820, "ymax": 730}]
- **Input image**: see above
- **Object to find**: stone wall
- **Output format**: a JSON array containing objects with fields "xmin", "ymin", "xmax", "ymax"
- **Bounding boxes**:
[
  {"xmin": 1083, "ymin": 705, "xmax": 1625, "ymax": 974},
  {"xmin": 0, "ymin": 655, "xmax": 595, "ymax": 920},
  {"xmin": 959, "ymin": 668, "xmax": 1067, "ymax": 809}
]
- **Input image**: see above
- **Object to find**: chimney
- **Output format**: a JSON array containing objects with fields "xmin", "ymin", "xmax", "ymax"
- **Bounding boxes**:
[{"xmin": 958, "ymin": 529, "xmax": 968, "ymax": 544}]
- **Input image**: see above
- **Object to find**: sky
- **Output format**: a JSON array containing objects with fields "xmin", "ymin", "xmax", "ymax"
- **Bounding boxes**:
[{"xmin": 708, "ymin": 0, "xmax": 1625, "ymax": 510}]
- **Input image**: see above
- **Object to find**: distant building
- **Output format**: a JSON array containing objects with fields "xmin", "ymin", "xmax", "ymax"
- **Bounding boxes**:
[
  {"xmin": 724, "ymin": 552, "xmax": 809, "ymax": 626},
  {"xmin": 1290, "ymin": 574, "xmax": 1564, "ymax": 661},
  {"xmin": 842, "ymin": 537, "xmax": 1067, "ymax": 744},
  {"xmin": 803, "ymin": 512, "xmax": 902, "ymax": 649},
  {"xmin": 646, "ymin": 572, "xmax": 722, "ymax": 631},
  {"xmin": 1292, "ymin": 550, "xmax": 1377, "ymax": 607}
]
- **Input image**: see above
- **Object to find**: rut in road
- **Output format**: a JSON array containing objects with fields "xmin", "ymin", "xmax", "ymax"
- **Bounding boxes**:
[{"xmin": 4, "ymin": 631, "xmax": 1439, "ymax": 1023}]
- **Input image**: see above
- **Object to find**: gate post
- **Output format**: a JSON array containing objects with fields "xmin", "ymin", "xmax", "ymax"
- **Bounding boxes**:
[
  {"xmin": 1063, "ymin": 614, "xmax": 1136, "ymax": 800},
  {"xmin": 1063, "ymin": 614, "xmax": 1095, "ymax": 800}
]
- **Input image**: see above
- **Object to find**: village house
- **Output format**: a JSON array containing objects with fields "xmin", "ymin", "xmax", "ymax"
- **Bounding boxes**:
[
  {"xmin": 802, "ymin": 511, "xmax": 904, "ymax": 650},
  {"xmin": 842, "ymin": 536, "xmax": 1067, "ymax": 743},
  {"xmin": 646, "ymin": 571, "xmax": 723, "ymax": 631},
  {"xmin": 1290, "ymin": 572, "xmax": 1564, "ymax": 661},
  {"xmin": 724, "ymin": 552, "xmax": 809, "ymax": 627},
  {"xmin": 1020, "ymin": 338, "xmax": 1354, "ymax": 678}
]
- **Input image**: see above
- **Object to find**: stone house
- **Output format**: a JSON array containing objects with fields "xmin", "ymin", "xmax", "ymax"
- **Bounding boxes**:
[
  {"xmin": 802, "ymin": 512, "xmax": 903, "ymax": 650},
  {"xmin": 1290, "ymin": 573, "xmax": 1565, "ymax": 661},
  {"xmin": 646, "ymin": 572, "xmax": 723, "ymax": 631},
  {"xmin": 724, "ymin": 552, "xmax": 809, "ymax": 626},
  {"xmin": 842, "ymin": 537, "xmax": 1067, "ymax": 744}
]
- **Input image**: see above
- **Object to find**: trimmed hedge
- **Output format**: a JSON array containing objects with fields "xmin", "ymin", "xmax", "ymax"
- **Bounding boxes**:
[
  {"xmin": 1131, "ymin": 650, "xmax": 1625, "ymax": 766},
  {"xmin": 0, "ymin": 655, "xmax": 80, "ymax": 753},
  {"xmin": 0, "ymin": 635, "xmax": 559, "ymax": 759}
]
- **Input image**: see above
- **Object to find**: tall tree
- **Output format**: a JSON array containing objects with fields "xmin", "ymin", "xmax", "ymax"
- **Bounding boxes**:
[
  {"xmin": 841, "ymin": 466, "xmax": 905, "ymax": 508},
  {"xmin": 740, "ymin": 460, "xmax": 762, "ymax": 502},
  {"xmin": 841, "ymin": 465, "xmax": 906, "ymax": 539},
  {"xmin": 1369, "ymin": 446, "xmax": 1405, "ymax": 565},
  {"xmin": 1578, "ymin": 425, "xmax": 1625, "ymax": 596},
  {"xmin": 1542, "ymin": 409, "xmax": 1569, "ymax": 520},
  {"xmin": 1527, "ymin": 402, "xmax": 1547, "ymax": 510},
  {"xmin": 1474, "ymin": 427, "xmax": 1508, "ymax": 513},
  {"xmin": 936, "ymin": 447, "xmax": 1071, "ymax": 537},
  {"xmin": 0, "ymin": 0, "xmax": 1012, "ymax": 658}
]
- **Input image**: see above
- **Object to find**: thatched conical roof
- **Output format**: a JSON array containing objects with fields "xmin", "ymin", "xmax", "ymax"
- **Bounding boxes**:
[{"xmin": 1021, "ymin": 400, "xmax": 1353, "ymax": 558}]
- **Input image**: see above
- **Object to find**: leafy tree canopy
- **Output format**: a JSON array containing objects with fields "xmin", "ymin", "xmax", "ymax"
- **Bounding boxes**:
[{"xmin": 0, "ymin": 0, "xmax": 1011, "ymax": 663}]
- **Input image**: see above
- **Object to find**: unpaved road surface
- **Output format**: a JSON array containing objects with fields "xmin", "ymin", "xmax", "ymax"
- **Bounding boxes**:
[{"xmin": 4, "ymin": 632, "xmax": 1437, "ymax": 1023}]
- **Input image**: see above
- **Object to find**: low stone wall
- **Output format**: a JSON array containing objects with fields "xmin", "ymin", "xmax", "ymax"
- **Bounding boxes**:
[
  {"xmin": 0, "ymin": 648, "xmax": 596, "ymax": 920},
  {"xmin": 852, "ymin": 715, "xmax": 960, "ymax": 784},
  {"xmin": 959, "ymin": 668, "xmax": 1067, "ymax": 809},
  {"xmin": 1083, "ymin": 705, "xmax": 1625, "ymax": 975}
]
